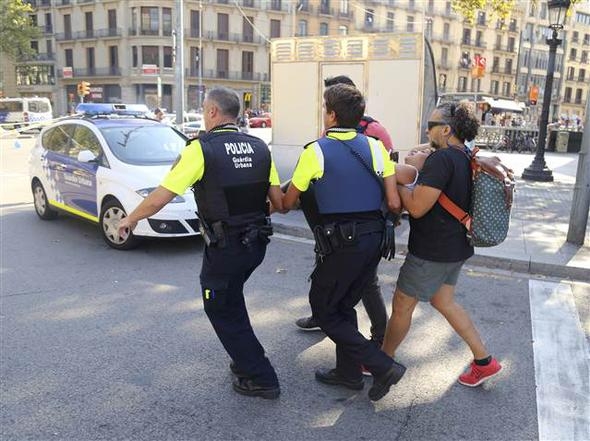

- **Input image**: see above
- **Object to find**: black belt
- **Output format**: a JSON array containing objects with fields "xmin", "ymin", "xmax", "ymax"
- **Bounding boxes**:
[{"xmin": 355, "ymin": 219, "xmax": 385, "ymax": 235}]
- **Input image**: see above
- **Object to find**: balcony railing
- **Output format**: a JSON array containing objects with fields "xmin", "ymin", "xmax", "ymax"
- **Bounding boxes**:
[
  {"xmin": 27, "ymin": 0, "xmax": 51, "ymax": 7},
  {"xmin": 56, "ymin": 0, "xmax": 72, "ymax": 6},
  {"xmin": 55, "ymin": 32, "xmax": 74, "ymax": 41},
  {"xmin": 186, "ymin": 69, "xmax": 269, "ymax": 82},
  {"xmin": 338, "ymin": 10, "xmax": 353, "ymax": 19},
  {"xmin": 266, "ymin": 2, "xmax": 289, "ymax": 12},
  {"xmin": 318, "ymin": 6, "xmax": 333, "ymax": 16},
  {"xmin": 58, "ymin": 67, "xmax": 122, "ymax": 78},
  {"xmin": 38, "ymin": 25, "xmax": 53, "ymax": 34},
  {"xmin": 18, "ymin": 52, "xmax": 55, "ymax": 62}
]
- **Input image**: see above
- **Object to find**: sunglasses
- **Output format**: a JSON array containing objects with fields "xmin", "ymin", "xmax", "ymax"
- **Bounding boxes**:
[{"xmin": 427, "ymin": 121, "xmax": 449, "ymax": 130}]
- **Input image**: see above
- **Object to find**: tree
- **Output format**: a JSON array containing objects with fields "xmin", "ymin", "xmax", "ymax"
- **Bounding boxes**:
[
  {"xmin": 451, "ymin": 0, "xmax": 582, "ymax": 23},
  {"xmin": 0, "ymin": 0, "xmax": 41, "ymax": 60}
]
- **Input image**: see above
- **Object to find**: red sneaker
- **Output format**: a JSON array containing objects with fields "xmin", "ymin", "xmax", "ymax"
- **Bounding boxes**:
[{"xmin": 458, "ymin": 358, "xmax": 502, "ymax": 387}]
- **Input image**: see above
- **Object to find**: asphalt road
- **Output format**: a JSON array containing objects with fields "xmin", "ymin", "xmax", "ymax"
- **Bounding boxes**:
[{"xmin": 1, "ymin": 136, "xmax": 588, "ymax": 441}]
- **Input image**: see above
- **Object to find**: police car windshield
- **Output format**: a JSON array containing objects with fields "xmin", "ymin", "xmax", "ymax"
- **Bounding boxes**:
[{"xmin": 100, "ymin": 125, "xmax": 186, "ymax": 165}]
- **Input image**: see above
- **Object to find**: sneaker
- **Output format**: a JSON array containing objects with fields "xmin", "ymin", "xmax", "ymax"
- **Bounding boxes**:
[
  {"xmin": 315, "ymin": 368, "xmax": 364, "ymax": 390},
  {"xmin": 295, "ymin": 316, "xmax": 321, "ymax": 331},
  {"xmin": 458, "ymin": 358, "xmax": 502, "ymax": 387},
  {"xmin": 232, "ymin": 377, "xmax": 280, "ymax": 399}
]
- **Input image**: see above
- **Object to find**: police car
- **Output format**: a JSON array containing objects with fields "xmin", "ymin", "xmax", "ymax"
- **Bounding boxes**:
[{"xmin": 29, "ymin": 103, "xmax": 199, "ymax": 250}]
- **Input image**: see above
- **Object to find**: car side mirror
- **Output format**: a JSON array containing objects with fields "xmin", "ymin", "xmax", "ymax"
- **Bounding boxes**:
[{"xmin": 77, "ymin": 150, "xmax": 97, "ymax": 163}]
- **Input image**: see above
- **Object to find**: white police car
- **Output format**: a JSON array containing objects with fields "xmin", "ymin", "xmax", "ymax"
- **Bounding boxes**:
[{"xmin": 29, "ymin": 103, "xmax": 199, "ymax": 249}]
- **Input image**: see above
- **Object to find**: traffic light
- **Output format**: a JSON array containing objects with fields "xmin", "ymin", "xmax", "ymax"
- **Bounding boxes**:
[{"xmin": 77, "ymin": 81, "xmax": 91, "ymax": 97}]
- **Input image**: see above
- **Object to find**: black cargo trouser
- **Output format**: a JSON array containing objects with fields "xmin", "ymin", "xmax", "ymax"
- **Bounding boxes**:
[
  {"xmin": 309, "ymin": 231, "xmax": 395, "ymax": 380},
  {"xmin": 200, "ymin": 235, "xmax": 279, "ymax": 387}
]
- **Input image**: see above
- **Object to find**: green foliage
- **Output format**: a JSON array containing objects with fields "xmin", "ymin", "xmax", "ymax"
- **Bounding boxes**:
[
  {"xmin": 0, "ymin": 0, "xmax": 41, "ymax": 60},
  {"xmin": 451, "ymin": 0, "xmax": 582, "ymax": 24}
]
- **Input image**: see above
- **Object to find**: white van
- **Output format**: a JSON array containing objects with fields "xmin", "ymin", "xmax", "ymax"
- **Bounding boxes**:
[{"xmin": 0, "ymin": 97, "xmax": 53, "ymax": 129}]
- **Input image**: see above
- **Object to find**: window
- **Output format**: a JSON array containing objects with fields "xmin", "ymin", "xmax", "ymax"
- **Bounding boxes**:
[
  {"xmin": 477, "ymin": 11, "xmax": 486, "ymax": 26},
  {"xmin": 132, "ymin": 46, "xmax": 138, "ymax": 67},
  {"xmin": 218, "ymin": 13, "xmax": 229, "ymax": 40},
  {"xmin": 217, "ymin": 49, "xmax": 229, "ymax": 78},
  {"xmin": 65, "ymin": 48, "xmax": 73, "ymax": 68},
  {"xmin": 242, "ymin": 51, "xmax": 253, "ymax": 80},
  {"xmin": 70, "ymin": 126, "xmax": 102, "ymax": 159},
  {"xmin": 564, "ymin": 87, "xmax": 572, "ymax": 102},
  {"xmin": 445, "ymin": 1, "xmax": 451, "ymax": 15},
  {"xmin": 462, "ymin": 28, "xmax": 471, "ymax": 45},
  {"xmin": 582, "ymin": 51, "xmax": 588, "ymax": 63},
  {"xmin": 427, "ymin": 0, "xmax": 434, "ymax": 13},
  {"xmin": 505, "ymin": 58, "xmax": 513, "ymax": 74},
  {"xmin": 425, "ymin": 18, "xmax": 433, "ymax": 39},
  {"xmin": 43, "ymin": 125, "xmax": 75, "ymax": 155},
  {"xmin": 386, "ymin": 13, "xmax": 394, "ymax": 32},
  {"xmin": 163, "ymin": 8, "xmax": 172, "ymax": 36},
  {"xmin": 491, "ymin": 80, "xmax": 499, "ymax": 95},
  {"xmin": 109, "ymin": 46, "xmax": 118, "ymax": 73},
  {"xmin": 338, "ymin": 25, "xmax": 348, "ymax": 35},
  {"xmin": 340, "ymin": 0, "xmax": 349, "ymax": 14},
  {"xmin": 460, "ymin": 51, "xmax": 471, "ymax": 68},
  {"xmin": 443, "ymin": 23, "xmax": 450, "ymax": 40},
  {"xmin": 271, "ymin": 0, "xmax": 282, "ymax": 11},
  {"xmin": 509, "ymin": 18, "xmax": 517, "ymax": 32},
  {"xmin": 502, "ymin": 82, "xmax": 511, "ymax": 97},
  {"xmin": 365, "ymin": 9, "xmax": 374, "ymax": 27},
  {"xmin": 575, "ymin": 88, "xmax": 583, "ymax": 104},
  {"xmin": 529, "ymin": 2, "xmax": 536, "ymax": 17},
  {"xmin": 85, "ymin": 12, "xmax": 93, "ymax": 38},
  {"xmin": 567, "ymin": 66, "xmax": 575, "ymax": 80},
  {"xmin": 458, "ymin": 76, "xmax": 467, "ymax": 92},
  {"xmin": 407, "ymin": 16, "xmax": 414, "ymax": 32},
  {"xmin": 190, "ymin": 47, "xmax": 201, "ymax": 75},
  {"xmin": 492, "ymin": 56, "xmax": 499, "ymax": 72},
  {"xmin": 320, "ymin": 0, "xmax": 330, "ymax": 15},
  {"xmin": 64, "ymin": 14, "xmax": 71, "ymax": 39},
  {"xmin": 270, "ymin": 19, "xmax": 281, "ymax": 38},
  {"xmin": 190, "ymin": 10, "xmax": 201, "ymax": 38},
  {"xmin": 570, "ymin": 48, "xmax": 577, "ymax": 61},
  {"xmin": 46, "ymin": 39, "xmax": 52, "ymax": 55},
  {"xmin": 45, "ymin": 13, "xmax": 52, "ymax": 33},
  {"xmin": 540, "ymin": 2, "xmax": 547, "ymax": 19},
  {"xmin": 584, "ymin": 34, "xmax": 590, "ymax": 45},
  {"xmin": 108, "ymin": 9, "xmax": 117, "ymax": 32},
  {"xmin": 507, "ymin": 37, "xmax": 515, "ymax": 52},
  {"xmin": 298, "ymin": 19, "xmax": 308, "ymax": 36},
  {"xmin": 142, "ymin": 46, "xmax": 159, "ymax": 66},
  {"xmin": 31, "ymin": 41, "xmax": 39, "ymax": 54},
  {"xmin": 243, "ymin": 17, "xmax": 254, "ymax": 42},
  {"xmin": 524, "ymin": 23, "xmax": 534, "ymax": 41},
  {"xmin": 141, "ymin": 7, "xmax": 159, "ymax": 35},
  {"xmin": 163, "ymin": 46, "xmax": 173, "ymax": 68},
  {"xmin": 441, "ymin": 47, "xmax": 448, "ymax": 66},
  {"xmin": 319, "ymin": 22, "xmax": 329, "ymax": 36},
  {"xmin": 573, "ymin": 31, "xmax": 579, "ymax": 43},
  {"xmin": 87, "ymin": 47, "xmax": 95, "ymax": 73},
  {"xmin": 579, "ymin": 69, "xmax": 586, "ymax": 82},
  {"xmin": 408, "ymin": 0, "xmax": 415, "ymax": 10},
  {"xmin": 476, "ymin": 30, "xmax": 483, "ymax": 47},
  {"xmin": 495, "ymin": 34, "xmax": 502, "ymax": 50}
]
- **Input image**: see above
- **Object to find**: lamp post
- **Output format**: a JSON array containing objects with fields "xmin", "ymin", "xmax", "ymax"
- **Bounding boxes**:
[{"xmin": 522, "ymin": 0, "xmax": 571, "ymax": 182}]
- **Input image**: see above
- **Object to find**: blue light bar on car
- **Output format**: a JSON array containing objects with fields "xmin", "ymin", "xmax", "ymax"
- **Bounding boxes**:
[{"xmin": 75, "ymin": 103, "xmax": 150, "ymax": 116}]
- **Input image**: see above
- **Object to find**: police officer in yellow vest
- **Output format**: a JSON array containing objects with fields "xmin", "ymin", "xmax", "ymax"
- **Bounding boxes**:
[
  {"xmin": 118, "ymin": 86, "xmax": 284, "ymax": 400},
  {"xmin": 283, "ymin": 84, "xmax": 407, "ymax": 401}
]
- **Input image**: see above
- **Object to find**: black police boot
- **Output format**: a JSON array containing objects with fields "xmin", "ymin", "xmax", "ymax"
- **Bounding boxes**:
[
  {"xmin": 315, "ymin": 368, "xmax": 364, "ymax": 390},
  {"xmin": 229, "ymin": 361, "xmax": 249, "ymax": 379},
  {"xmin": 232, "ymin": 377, "xmax": 280, "ymax": 400},
  {"xmin": 368, "ymin": 360, "xmax": 407, "ymax": 402},
  {"xmin": 295, "ymin": 316, "xmax": 321, "ymax": 331}
]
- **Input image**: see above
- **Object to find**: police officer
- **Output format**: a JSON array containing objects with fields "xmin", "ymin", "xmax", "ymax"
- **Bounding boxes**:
[
  {"xmin": 282, "ymin": 84, "xmax": 407, "ymax": 402},
  {"xmin": 118, "ymin": 86, "xmax": 284, "ymax": 400}
]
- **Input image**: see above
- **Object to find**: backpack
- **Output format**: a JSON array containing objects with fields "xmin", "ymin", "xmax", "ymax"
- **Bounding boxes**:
[
  {"xmin": 438, "ymin": 147, "xmax": 515, "ymax": 247},
  {"xmin": 356, "ymin": 115, "xmax": 376, "ymax": 134}
]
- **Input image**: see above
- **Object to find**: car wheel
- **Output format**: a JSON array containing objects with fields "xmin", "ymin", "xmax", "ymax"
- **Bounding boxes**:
[
  {"xmin": 261, "ymin": 122, "xmax": 267, "ymax": 128},
  {"xmin": 100, "ymin": 200, "xmax": 140, "ymax": 250},
  {"xmin": 32, "ymin": 181, "xmax": 58, "ymax": 220}
]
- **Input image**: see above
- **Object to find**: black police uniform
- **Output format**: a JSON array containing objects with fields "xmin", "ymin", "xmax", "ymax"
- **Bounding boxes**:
[
  {"xmin": 193, "ymin": 125, "xmax": 279, "ymax": 389},
  {"xmin": 304, "ymin": 132, "xmax": 397, "ymax": 380}
]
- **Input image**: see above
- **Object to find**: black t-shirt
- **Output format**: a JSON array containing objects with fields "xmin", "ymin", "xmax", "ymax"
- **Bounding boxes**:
[{"xmin": 408, "ymin": 147, "xmax": 474, "ymax": 262}]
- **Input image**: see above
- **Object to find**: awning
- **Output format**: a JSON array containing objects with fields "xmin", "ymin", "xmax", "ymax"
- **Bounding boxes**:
[{"xmin": 482, "ymin": 97, "xmax": 525, "ymax": 113}]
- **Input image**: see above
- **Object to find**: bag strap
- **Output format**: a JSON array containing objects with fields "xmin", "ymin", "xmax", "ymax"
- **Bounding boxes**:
[{"xmin": 438, "ymin": 193, "xmax": 472, "ymax": 231}]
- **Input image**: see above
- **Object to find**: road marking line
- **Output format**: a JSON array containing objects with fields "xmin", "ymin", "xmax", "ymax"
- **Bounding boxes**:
[{"xmin": 529, "ymin": 280, "xmax": 590, "ymax": 441}]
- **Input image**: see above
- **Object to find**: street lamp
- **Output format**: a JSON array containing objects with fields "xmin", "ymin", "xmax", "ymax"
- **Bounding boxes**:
[{"xmin": 522, "ymin": 0, "xmax": 571, "ymax": 182}]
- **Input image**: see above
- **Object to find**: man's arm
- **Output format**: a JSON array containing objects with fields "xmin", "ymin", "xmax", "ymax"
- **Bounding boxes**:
[
  {"xmin": 117, "ymin": 186, "xmax": 177, "ymax": 238},
  {"xmin": 282, "ymin": 183, "xmax": 302, "ymax": 211},
  {"xmin": 268, "ymin": 185, "xmax": 286, "ymax": 213},
  {"xmin": 384, "ymin": 174, "xmax": 401, "ymax": 213},
  {"xmin": 398, "ymin": 184, "xmax": 441, "ymax": 219}
]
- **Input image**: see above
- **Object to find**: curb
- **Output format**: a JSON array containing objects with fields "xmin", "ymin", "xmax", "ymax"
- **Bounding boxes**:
[{"xmin": 272, "ymin": 220, "xmax": 590, "ymax": 283}]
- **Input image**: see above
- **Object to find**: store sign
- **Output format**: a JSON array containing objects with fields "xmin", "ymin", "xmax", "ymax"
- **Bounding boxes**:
[
  {"xmin": 63, "ymin": 67, "xmax": 73, "ymax": 78},
  {"xmin": 89, "ymin": 86, "xmax": 103, "ymax": 100},
  {"xmin": 142, "ymin": 64, "xmax": 159, "ymax": 75}
]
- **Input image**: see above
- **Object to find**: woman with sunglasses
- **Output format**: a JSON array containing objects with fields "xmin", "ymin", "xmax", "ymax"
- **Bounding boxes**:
[{"xmin": 382, "ymin": 102, "xmax": 502, "ymax": 388}]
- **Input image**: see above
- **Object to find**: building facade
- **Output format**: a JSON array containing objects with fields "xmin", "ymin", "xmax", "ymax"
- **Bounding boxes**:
[{"xmin": 3, "ymin": 0, "xmax": 587, "ymax": 122}]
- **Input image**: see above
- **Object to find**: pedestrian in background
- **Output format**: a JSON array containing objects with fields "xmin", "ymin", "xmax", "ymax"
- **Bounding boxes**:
[
  {"xmin": 382, "ymin": 102, "xmax": 502, "ymax": 387},
  {"xmin": 283, "ymin": 84, "xmax": 408, "ymax": 401},
  {"xmin": 119, "ymin": 87, "xmax": 284, "ymax": 399}
]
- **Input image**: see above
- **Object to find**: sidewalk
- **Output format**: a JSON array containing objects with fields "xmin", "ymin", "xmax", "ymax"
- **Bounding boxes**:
[{"xmin": 271, "ymin": 152, "xmax": 590, "ymax": 282}]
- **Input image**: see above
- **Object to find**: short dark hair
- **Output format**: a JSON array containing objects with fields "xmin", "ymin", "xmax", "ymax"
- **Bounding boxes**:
[
  {"xmin": 206, "ymin": 86, "xmax": 241, "ymax": 118},
  {"xmin": 437, "ymin": 102, "xmax": 479, "ymax": 142},
  {"xmin": 324, "ymin": 75, "xmax": 356, "ymax": 88},
  {"xmin": 323, "ymin": 84, "xmax": 365, "ymax": 128},
  {"xmin": 154, "ymin": 108, "xmax": 163, "ymax": 114}
]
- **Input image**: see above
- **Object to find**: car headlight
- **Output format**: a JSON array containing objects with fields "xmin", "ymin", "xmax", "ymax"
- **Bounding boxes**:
[{"xmin": 136, "ymin": 187, "xmax": 185, "ymax": 203}]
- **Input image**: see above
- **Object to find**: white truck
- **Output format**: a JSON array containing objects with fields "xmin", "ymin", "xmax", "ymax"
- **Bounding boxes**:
[{"xmin": 269, "ymin": 33, "xmax": 437, "ymax": 158}]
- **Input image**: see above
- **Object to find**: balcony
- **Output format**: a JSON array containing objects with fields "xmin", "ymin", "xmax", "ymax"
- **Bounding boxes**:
[
  {"xmin": 55, "ymin": 32, "xmax": 74, "ymax": 41},
  {"xmin": 56, "ymin": 0, "xmax": 72, "ymax": 6},
  {"xmin": 72, "ymin": 67, "xmax": 122, "ymax": 77},
  {"xmin": 193, "ymin": 69, "xmax": 269, "ymax": 82},
  {"xmin": 38, "ymin": 25, "xmax": 53, "ymax": 34},
  {"xmin": 27, "ymin": 0, "xmax": 51, "ymax": 7},
  {"xmin": 240, "ymin": 0, "xmax": 257, "ymax": 7},
  {"xmin": 266, "ymin": 1, "xmax": 289, "ymax": 12},
  {"xmin": 338, "ymin": 10, "xmax": 353, "ymax": 19},
  {"xmin": 430, "ymin": 33, "xmax": 452, "ymax": 43},
  {"xmin": 18, "ymin": 52, "xmax": 55, "ymax": 62},
  {"xmin": 318, "ymin": 6, "xmax": 333, "ymax": 16},
  {"xmin": 139, "ymin": 28, "xmax": 160, "ymax": 36},
  {"xmin": 207, "ymin": 30, "xmax": 229, "ymax": 41},
  {"xmin": 94, "ymin": 28, "xmax": 122, "ymax": 38}
]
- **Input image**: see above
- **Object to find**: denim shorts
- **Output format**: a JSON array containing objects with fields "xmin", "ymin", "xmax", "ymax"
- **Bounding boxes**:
[{"xmin": 396, "ymin": 253, "xmax": 465, "ymax": 302}]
